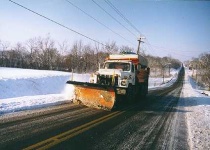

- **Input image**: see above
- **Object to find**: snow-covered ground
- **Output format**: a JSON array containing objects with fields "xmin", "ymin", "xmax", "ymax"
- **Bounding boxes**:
[
  {"xmin": 0, "ymin": 67, "xmax": 89, "ymax": 114},
  {"xmin": 149, "ymin": 68, "xmax": 179, "ymax": 90},
  {"xmin": 1, "ymin": 67, "xmax": 210, "ymax": 148},
  {"xmin": 0, "ymin": 67, "xmax": 178, "ymax": 114},
  {"xmin": 180, "ymin": 69, "xmax": 210, "ymax": 149}
]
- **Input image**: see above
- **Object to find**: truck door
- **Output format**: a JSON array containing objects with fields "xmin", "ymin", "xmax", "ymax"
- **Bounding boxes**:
[{"xmin": 131, "ymin": 64, "xmax": 136, "ymax": 85}]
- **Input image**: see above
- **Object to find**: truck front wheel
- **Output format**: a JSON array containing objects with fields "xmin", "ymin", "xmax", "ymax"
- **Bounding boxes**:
[
  {"xmin": 141, "ymin": 83, "xmax": 147, "ymax": 98},
  {"xmin": 126, "ymin": 85, "xmax": 135, "ymax": 103}
]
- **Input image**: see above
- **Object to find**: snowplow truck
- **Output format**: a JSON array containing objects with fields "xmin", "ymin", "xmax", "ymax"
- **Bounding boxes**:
[{"xmin": 66, "ymin": 52, "xmax": 150, "ymax": 110}]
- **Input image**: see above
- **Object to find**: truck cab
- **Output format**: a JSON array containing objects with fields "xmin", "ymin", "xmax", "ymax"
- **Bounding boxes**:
[{"xmin": 89, "ymin": 53, "xmax": 149, "ymax": 96}]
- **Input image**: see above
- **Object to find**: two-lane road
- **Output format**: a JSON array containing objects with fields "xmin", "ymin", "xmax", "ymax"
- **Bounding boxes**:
[{"xmin": 0, "ymin": 68, "xmax": 189, "ymax": 149}]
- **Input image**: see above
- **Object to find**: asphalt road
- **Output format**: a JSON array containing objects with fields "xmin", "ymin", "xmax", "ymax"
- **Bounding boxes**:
[{"xmin": 0, "ymin": 68, "xmax": 189, "ymax": 150}]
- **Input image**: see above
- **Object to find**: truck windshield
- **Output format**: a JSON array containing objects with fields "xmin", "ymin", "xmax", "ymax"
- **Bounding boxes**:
[{"xmin": 104, "ymin": 62, "xmax": 130, "ymax": 71}]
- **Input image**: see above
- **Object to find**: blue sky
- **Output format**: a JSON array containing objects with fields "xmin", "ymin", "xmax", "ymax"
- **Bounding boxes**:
[{"xmin": 0, "ymin": 0, "xmax": 210, "ymax": 61}]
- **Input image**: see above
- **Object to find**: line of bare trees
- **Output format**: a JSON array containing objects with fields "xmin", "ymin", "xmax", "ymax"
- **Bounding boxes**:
[
  {"xmin": 0, "ymin": 36, "xmax": 181, "ymax": 75},
  {"xmin": 187, "ymin": 53, "xmax": 210, "ymax": 90},
  {"xmin": 147, "ymin": 55, "xmax": 180, "ymax": 77}
]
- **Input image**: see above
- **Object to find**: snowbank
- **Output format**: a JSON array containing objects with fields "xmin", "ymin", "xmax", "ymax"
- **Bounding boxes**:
[
  {"xmin": 0, "ymin": 67, "xmax": 89, "ymax": 114},
  {"xmin": 179, "ymin": 68, "xmax": 210, "ymax": 149}
]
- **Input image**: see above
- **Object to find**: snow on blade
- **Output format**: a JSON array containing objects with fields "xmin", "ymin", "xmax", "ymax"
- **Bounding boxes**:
[{"xmin": 64, "ymin": 84, "xmax": 75, "ymax": 100}]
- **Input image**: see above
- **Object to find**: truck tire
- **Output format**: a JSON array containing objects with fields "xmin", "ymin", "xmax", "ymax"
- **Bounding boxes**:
[
  {"xmin": 126, "ymin": 85, "xmax": 135, "ymax": 103},
  {"xmin": 136, "ymin": 84, "xmax": 141, "ymax": 99},
  {"xmin": 141, "ymin": 83, "xmax": 147, "ymax": 98}
]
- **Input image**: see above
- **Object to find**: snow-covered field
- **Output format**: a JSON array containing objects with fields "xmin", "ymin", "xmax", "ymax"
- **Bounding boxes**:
[
  {"xmin": 1, "ymin": 67, "xmax": 210, "ymax": 148},
  {"xmin": 0, "ymin": 67, "xmax": 89, "ymax": 114}
]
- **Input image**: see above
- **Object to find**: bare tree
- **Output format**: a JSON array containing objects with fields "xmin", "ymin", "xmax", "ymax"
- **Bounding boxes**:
[
  {"xmin": 26, "ymin": 37, "xmax": 42, "ymax": 68},
  {"xmin": 13, "ymin": 43, "xmax": 27, "ymax": 68},
  {"xmin": 0, "ymin": 41, "xmax": 10, "ymax": 67},
  {"xmin": 58, "ymin": 40, "xmax": 69, "ymax": 56},
  {"xmin": 38, "ymin": 36, "xmax": 57, "ymax": 69},
  {"xmin": 199, "ymin": 53, "xmax": 210, "ymax": 90},
  {"xmin": 94, "ymin": 42, "xmax": 105, "ymax": 69},
  {"xmin": 58, "ymin": 40, "xmax": 70, "ymax": 70},
  {"xmin": 119, "ymin": 45, "xmax": 134, "ymax": 53},
  {"xmin": 70, "ymin": 40, "xmax": 83, "ymax": 72},
  {"xmin": 0, "ymin": 36, "xmax": 183, "ymax": 78},
  {"xmin": 104, "ymin": 41, "xmax": 118, "ymax": 54}
]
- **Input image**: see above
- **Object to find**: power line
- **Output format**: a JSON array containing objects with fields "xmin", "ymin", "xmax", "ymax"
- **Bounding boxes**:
[
  {"xmin": 103, "ymin": 0, "xmax": 148, "ymax": 54},
  {"xmin": 98, "ymin": 0, "xmax": 194, "ymax": 58},
  {"xmin": 104, "ymin": 0, "xmax": 143, "ymax": 36},
  {"xmin": 144, "ymin": 42, "xmax": 193, "ymax": 58},
  {"xmin": 91, "ymin": 0, "xmax": 137, "ymax": 39},
  {"xmin": 104, "ymin": 0, "xmax": 177, "ymax": 58},
  {"xmin": 143, "ymin": 39, "xmax": 159, "ymax": 56},
  {"xmin": 65, "ymin": 0, "xmax": 135, "ymax": 46},
  {"xmin": 8, "ymin": 0, "xmax": 106, "ymax": 46}
]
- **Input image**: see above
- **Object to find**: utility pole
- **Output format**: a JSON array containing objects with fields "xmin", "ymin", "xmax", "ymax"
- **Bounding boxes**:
[
  {"xmin": 168, "ymin": 63, "xmax": 171, "ymax": 76},
  {"xmin": 137, "ymin": 36, "xmax": 145, "ymax": 54},
  {"xmin": 162, "ymin": 66, "xmax": 165, "ymax": 84},
  {"xmin": 195, "ymin": 64, "xmax": 197, "ymax": 82}
]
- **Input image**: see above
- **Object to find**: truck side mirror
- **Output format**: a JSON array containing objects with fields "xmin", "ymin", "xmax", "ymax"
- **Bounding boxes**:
[{"xmin": 132, "ymin": 65, "xmax": 135, "ymax": 72}]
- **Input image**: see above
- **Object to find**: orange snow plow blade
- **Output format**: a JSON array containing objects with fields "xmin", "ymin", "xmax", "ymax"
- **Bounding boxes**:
[{"xmin": 66, "ymin": 81, "xmax": 116, "ymax": 110}]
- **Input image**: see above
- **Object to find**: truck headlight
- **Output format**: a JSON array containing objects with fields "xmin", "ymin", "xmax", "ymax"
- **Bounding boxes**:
[
  {"xmin": 121, "ymin": 80, "xmax": 126, "ymax": 86},
  {"xmin": 90, "ymin": 79, "xmax": 94, "ymax": 83}
]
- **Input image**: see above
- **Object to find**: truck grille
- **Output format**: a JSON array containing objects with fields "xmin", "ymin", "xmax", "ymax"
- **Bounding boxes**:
[{"xmin": 97, "ymin": 75, "xmax": 118, "ymax": 86}]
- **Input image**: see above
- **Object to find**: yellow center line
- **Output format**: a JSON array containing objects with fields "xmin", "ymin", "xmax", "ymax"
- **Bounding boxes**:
[{"xmin": 24, "ymin": 106, "xmax": 135, "ymax": 150}]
